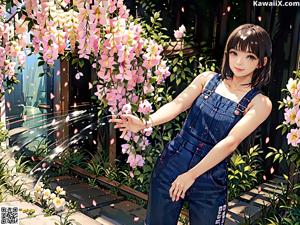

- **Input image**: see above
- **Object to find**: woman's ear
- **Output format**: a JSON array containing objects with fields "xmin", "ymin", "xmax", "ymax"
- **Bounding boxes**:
[
  {"xmin": 257, "ymin": 57, "xmax": 268, "ymax": 68},
  {"xmin": 263, "ymin": 57, "xmax": 268, "ymax": 66}
]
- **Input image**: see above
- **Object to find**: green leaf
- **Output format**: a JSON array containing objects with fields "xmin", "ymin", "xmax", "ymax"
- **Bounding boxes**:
[
  {"xmin": 179, "ymin": 51, "xmax": 183, "ymax": 57},
  {"xmin": 173, "ymin": 66, "xmax": 178, "ymax": 73},
  {"xmin": 38, "ymin": 61, "xmax": 45, "ymax": 67},
  {"xmin": 79, "ymin": 60, "xmax": 85, "ymax": 68},
  {"xmin": 71, "ymin": 58, "xmax": 78, "ymax": 65},
  {"xmin": 150, "ymin": 17, "xmax": 155, "ymax": 24},
  {"xmin": 173, "ymin": 58, "xmax": 179, "ymax": 65}
]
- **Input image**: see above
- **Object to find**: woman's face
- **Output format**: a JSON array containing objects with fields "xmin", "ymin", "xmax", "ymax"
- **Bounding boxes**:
[{"xmin": 228, "ymin": 48, "xmax": 260, "ymax": 77}]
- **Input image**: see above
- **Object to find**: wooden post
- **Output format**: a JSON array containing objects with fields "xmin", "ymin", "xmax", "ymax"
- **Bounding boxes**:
[
  {"xmin": 60, "ymin": 59, "xmax": 70, "ymax": 144},
  {"xmin": 109, "ymin": 121, "xmax": 116, "ymax": 167}
]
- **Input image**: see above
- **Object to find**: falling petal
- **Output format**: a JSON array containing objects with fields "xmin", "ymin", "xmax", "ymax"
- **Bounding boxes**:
[
  {"xmin": 258, "ymin": 186, "xmax": 262, "ymax": 193},
  {"xmin": 265, "ymin": 137, "xmax": 270, "ymax": 144},
  {"xmin": 64, "ymin": 82, "xmax": 68, "ymax": 87},
  {"xmin": 129, "ymin": 171, "xmax": 134, "ymax": 178},
  {"xmin": 6, "ymin": 102, "xmax": 11, "ymax": 108},
  {"xmin": 133, "ymin": 216, "xmax": 139, "ymax": 222},
  {"xmin": 227, "ymin": 6, "xmax": 231, "ymax": 12},
  {"xmin": 31, "ymin": 156, "xmax": 35, "ymax": 161},
  {"xmin": 263, "ymin": 175, "xmax": 266, "ymax": 181},
  {"xmin": 50, "ymin": 93, "xmax": 55, "ymax": 99},
  {"xmin": 51, "ymin": 119, "xmax": 56, "ymax": 126},
  {"xmin": 62, "ymin": 68, "xmax": 66, "ymax": 72},
  {"xmin": 75, "ymin": 72, "xmax": 83, "ymax": 80},
  {"xmin": 88, "ymin": 82, "xmax": 93, "ymax": 89},
  {"xmin": 92, "ymin": 200, "xmax": 97, "ymax": 206},
  {"xmin": 181, "ymin": 6, "xmax": 184, "ymax": 12},
  {"xmin": 74, "ymin": 102, "xmax": 77, "ymax": 107},
  {"xmin": 258, "ymin": 16, "xmax": 262, "ymax": 21},
  {"xmin": 56, "ymin": 131, "xmax": 60, "ymax": 137},
  {"xmin": 93, "ymin": 140, "xmax": 97, "ymax": 145},
  {"xmin": 80, "ymin": 204, "xmax": 85, "ymax": 209},
  {"xmin": 74, "ymin": 128, "xmax": 78, "ymax": 134},
  {"xmin": 56, "ymin": 70, "xmax": 61, "ymax": 76},
  {"xmin": 65, "ymin": 115, "xmax": 70, "ymax": 122},
  {"xmin": 42, "ymin": 163, "xmax": 47, "ymax": 168},
  {"xmin": 110, "ymin": 138, "xmax": 115, "ymax": 145},
  {"xmin": 270, "ymin": 167, "xmax": 275, "ymax": 174},
  {"xmin": 110, "ymin": 203, "xmax": 115, "ymax": 207}
]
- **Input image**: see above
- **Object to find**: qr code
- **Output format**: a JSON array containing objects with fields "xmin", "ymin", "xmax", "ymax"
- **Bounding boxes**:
[{"xmin": 0, "ymin": 207, "xmax": 19, "ymax": 225}]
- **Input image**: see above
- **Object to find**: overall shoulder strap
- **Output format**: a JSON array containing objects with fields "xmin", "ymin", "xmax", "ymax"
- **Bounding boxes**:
[
  {"xmin": 202, "ymin": 73, "xmax": 221, "ymax": 96},
  {"xmin": 236, "ymin": 87, "xmax": 261, "ymax": 114}
]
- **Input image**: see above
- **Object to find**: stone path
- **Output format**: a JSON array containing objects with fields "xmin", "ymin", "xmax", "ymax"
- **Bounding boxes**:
[{"xmin": 0, "ymin": 148, "xmax": 286, "ymax": 225}]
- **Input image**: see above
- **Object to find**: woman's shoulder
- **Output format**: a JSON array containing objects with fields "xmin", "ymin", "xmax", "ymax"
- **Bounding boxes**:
[
  {"xmin": 198, "ymin": 71, "xmax": 219, "ymax": 88},
  {"xmin": 249, "ymin": 92, "xmax": 272, "ymax": 113}
]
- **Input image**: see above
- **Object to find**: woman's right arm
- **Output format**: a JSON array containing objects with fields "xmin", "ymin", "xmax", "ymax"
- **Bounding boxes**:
[{"xmin": 109, "ymin": 71, "xmax": 217, "ymax": 134}]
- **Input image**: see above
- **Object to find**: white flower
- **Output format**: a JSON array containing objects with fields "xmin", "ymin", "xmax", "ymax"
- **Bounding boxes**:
[
  {"xmin": 55, "ymin": 186, "xmax": 66, "ymax": 196},
  {"xmin": 42, "ymin": 189, "xmax": 51, "ymax": 200},
  {"xmin": 178, "ymin": 24, "xmax": 186, "ymax": 33},
  {"xmin": 52, "ymin": 197, "xmax": 66, "ymax": 212},
  {"xmin": 33, "ymin": 183, "xmax": 44, "ymax": 201},
  {"xmin": 286, "ymin": 78, "xmax": 298, "ymax": 94},
  {"xmin": 50, "ymin": 193, "xmax": 56, "ymax": 199}
]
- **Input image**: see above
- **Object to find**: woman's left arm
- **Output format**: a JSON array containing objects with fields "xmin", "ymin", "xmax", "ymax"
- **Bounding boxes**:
[{"xmin": 169, "ymin": 95, "xmax": 272, "ymax": 201}]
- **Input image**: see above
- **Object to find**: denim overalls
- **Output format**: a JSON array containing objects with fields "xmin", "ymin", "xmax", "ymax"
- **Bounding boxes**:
[{"xmin": 145, "ymin": 73, "xmax": 260, "ymax": 225}]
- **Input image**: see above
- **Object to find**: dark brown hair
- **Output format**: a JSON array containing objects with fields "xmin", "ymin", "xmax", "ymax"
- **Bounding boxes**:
[{"xmin": 221, "ymin": 24, "xmax": 272, "ymax": 88}]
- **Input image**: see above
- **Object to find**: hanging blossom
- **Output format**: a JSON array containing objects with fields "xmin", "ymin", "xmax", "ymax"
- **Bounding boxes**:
[
  {"xmin": 283, "ymin": 76, "xmax": 300, "ymax": 147},
  {"xmin": 18, "ymin": 0, "xmax": 171, "ymax": 170},
  {"xmin": 0, "ymin": 3, "xmax": 28, "ymax": 96}
]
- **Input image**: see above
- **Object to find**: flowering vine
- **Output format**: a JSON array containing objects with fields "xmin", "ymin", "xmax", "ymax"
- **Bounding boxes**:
[
  {"xmin": 2, "ymin": 0, "xmax": 187, "ymax": 172},
  {"xmin": 281, "ymin": 71, "xmax": 300, "ymax": 146}
]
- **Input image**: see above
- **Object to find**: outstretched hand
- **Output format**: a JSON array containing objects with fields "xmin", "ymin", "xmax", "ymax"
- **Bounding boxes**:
[{"xmin": 108, "ymin": 114, "xmax": 145, "ymax": 136}]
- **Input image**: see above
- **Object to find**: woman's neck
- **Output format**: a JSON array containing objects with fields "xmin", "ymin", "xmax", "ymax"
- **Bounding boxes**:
[{"xmin": 225, "ymin": 73, "xmax": 253, "ymax": 91}]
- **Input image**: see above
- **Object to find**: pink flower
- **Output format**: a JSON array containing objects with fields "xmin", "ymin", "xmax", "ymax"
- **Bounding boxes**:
[
  {"xmin": 155, "ymin": 60, "xmax": 171, "ymax": 84},
  {"xmin": 143, "ymin": 82, "xmax": 154, "ymax": 94},
  {"xmin": 296, "ymin": 109, "xmax": 300, "ymax": 127},
  {"xmin": 121, "ymin": 143, "xmax": 131, "ymax": 154},
  {"xmin": 126, "ymin": 153, "xmax": 145, "ymax": 168},
  {"xmin": 138, "ymin": 100, "xmax": 152, "ymax": 114},
  {"xmin": 284, "ymin": 107, "xmax": 298, "ymax": 125},
  {"xmin": 122, "ymin": 103, "xmax": 132, "ymax": 114},
  {"xmin": 174, "ymin": 25, "xmax": 186, "ymax": 39},
  {"xmin": 286, "ymin": 128, "xmax": 300, "ymax": 147},
  {"xmin": 142, "ymin": 127, "xmax": 153, "ymax": 137}
]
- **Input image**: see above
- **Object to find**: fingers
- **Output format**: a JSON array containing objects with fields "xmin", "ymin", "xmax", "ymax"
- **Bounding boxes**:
[
  {"xmin": 169, "ymin": 182, "xmax": 185, "ymax": 202},
  {"xmin": 108, "ymin": 115, "xmax": 129, "ymax": 128}
]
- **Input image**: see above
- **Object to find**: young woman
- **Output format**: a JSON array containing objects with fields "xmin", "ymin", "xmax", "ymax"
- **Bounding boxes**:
[{"xmin": 109, "ymin": 24, "xmax": 273, "ymax": 225}]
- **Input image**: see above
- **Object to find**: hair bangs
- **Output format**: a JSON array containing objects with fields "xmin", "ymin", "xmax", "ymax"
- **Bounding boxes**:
[{"xmin": 227, "ymin": 28, "xmax": 260, "ymax": 57}]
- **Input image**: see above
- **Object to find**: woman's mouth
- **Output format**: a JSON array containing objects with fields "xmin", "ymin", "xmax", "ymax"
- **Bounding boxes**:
[{"xmin": 234, "ymin": 67, "xmax": 244, "ymax": 72}]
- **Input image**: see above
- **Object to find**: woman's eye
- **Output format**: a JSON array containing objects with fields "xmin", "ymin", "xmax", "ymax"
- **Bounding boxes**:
[
  {"xmin": 229, "ymin": 51, "xmax": 237, "ymax": 55},
  {"xmin": 247, "ymin": 55, "xmax": 257, "ymax": 60}
]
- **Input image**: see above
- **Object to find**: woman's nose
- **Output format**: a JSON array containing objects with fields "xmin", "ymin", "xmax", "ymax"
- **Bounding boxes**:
[{"xmin": 236, "ymin": 57, "xmax": 243, "ymax": 65}]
